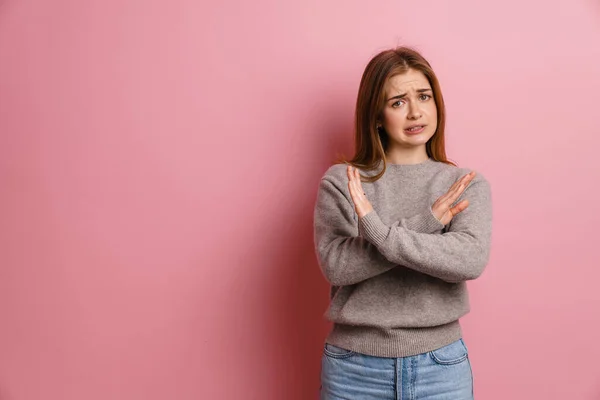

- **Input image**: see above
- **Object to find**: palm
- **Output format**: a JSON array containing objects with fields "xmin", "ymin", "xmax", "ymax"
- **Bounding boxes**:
[
  {"xmin": 436, "ymin": 201, "xmax": 468, "ymax": 225},
  {"xmin": 432, "ymin": 171, "xmax": 476, "ymax": 225}
]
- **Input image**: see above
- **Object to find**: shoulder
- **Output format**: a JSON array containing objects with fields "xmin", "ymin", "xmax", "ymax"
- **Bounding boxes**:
[
  {"xmin": 320, "ymin": 163, "xmax": 349, "ymax": 186},
  {"xmin": 431, "ymin": 161, "xmax": 490, "ymax": 188},
  {"xmin": 315, "ymin": 163, "xmax": 354, "ymax": 209}
]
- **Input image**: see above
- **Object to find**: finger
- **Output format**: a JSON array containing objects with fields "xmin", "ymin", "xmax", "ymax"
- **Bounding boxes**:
[
  {"xmin": 447, "ymin": 172, "xmax": 471, "ymax": 193},
  {"xmin": 452, "ymin": 172, "xmax": 476, "ymax": 200},
  {"xmin": 347, "ymin": 166, "xmax": 356, "ymax": 196},
  {"xmin": 462, "ymin": 171, "xmax": 476, "ymax": 185},
  {"xmin": 348, "ymin": 166, "xmax": 359, "ymax": 197},
  {"xmin": 349, "ymin": 167, "xmax": 357, "ymax": 191},
  {"xmin": 456, "ymin": 171, "xmax": 475, "ymax": 187},
  {"xmin": 451, "ymin": 172, "xmax": 473, "ymax": 193},
  {"xmin": 350, "ymin": 179, "xmax": 360, "ymax": 203},
  {"xmin": 446, "ymin": 172, "xmax": 476, "ymax": 204},
  {"xmin": 450, "ymin": 199, "xmax": 469, "ymax": 216},
  {"xmin": 350, "ymin": 168, "xmax": 364, "ymax": 204},
  {"xmin": 437, "ymin": 173, "xmax": 471, "ymax": 205},
  {"xmin": 348, "ymin": 167, "xmax": 362, "ymax": 198},
  {"xmin": 348, "ymin": 177, "xmax": 358, "ymax": 205},
  {"xmin": 437, "ymin": 183, "xmax": 463, "ymax": 206},
  {"xmin": 354, "ymin": 168, "xmax": 365, "ymax": 196},
  {"xmin": 447, "ymin": 179, "xmax": 469, "ymax": 203}
]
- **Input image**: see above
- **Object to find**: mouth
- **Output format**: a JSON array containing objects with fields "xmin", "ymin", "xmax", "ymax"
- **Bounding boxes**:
[{"xmin": 404, "ymin": 125, "xmax": 426, "ymax": 135}]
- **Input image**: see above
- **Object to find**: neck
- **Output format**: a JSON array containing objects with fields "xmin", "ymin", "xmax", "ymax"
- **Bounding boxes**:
[{"xmin": 384, "ymin": 145, "xmax": 429, "ymax": 165}]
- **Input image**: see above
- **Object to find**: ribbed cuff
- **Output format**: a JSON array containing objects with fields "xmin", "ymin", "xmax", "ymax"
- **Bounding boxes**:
[
  {"xmin": 412, "ymin": 207, "xmax": 445, "ymax": 233},
  {"xmin": 359, "ymin": 209, "xmax": 444, "ymax": 244},
  {"xmin": 359, "ymin": 211, "xmax": 391, "ymax": 247}
]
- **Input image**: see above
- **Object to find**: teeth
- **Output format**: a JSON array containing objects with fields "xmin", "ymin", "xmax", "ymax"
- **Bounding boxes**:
[{"xmin": 407, "ymin": 126, "xmax": 422, "ymax": 131}]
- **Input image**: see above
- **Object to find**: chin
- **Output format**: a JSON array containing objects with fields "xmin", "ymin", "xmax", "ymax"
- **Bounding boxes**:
[
  {"xmin": 400, "ymin": 135, "xmax": 432, "ymax": 145},
  {"xmin": 407, "ymin": 131, "xmax": 435, "ymax": 144}
]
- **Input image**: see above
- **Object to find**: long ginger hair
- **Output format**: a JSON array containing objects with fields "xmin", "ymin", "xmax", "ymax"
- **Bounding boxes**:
[{"xmin": 339, "ymin": 47, "xmax": 456, "ymax": 182}]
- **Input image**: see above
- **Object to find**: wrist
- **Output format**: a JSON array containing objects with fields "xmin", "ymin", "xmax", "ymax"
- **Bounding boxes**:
[{"xmin": 358, "ymin": 204, "xmax": 374, "ymax": 219}]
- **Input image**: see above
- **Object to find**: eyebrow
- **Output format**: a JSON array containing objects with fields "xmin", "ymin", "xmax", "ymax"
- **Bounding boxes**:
[{"xmin": 387, "ymin": 88, "xmax": 433, "ymax": 102}]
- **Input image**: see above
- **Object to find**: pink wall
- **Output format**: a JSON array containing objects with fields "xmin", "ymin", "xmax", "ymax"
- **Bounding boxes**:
[{"xmin": 1, "ymin": 0, "xmax": 599, "ymax": 398}]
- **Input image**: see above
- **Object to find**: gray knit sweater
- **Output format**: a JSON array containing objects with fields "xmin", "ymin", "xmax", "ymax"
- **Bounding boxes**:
[{"xmin": 313, "ymin": 158, "xmax": 493, "ymax": 357}]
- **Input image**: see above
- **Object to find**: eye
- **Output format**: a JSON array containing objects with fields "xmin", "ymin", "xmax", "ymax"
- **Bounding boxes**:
[
  {"xmin": 419, "ymin": 94, "xmax": 432, "ymax": 101},
  {"xmin": 392, "ymin": 100, "xmax": 405, "ymax": 108}
]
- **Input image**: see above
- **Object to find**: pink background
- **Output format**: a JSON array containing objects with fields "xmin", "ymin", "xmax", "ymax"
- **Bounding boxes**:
[{"xmin": 1, "ymin": 0, "xmax": 599, "ymax": 399}]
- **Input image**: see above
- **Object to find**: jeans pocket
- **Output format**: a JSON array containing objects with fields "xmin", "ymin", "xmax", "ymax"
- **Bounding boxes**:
[
  {"xmin": 323, "ymin": 343, "xmax": 356, "ymax": 359},
  {"xmin": 429, "ymin": 339, "xmax": 469, "ymax": 365}
]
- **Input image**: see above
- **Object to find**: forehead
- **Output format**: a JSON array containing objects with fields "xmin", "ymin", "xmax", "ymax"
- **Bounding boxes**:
[{"xmin": 385, "ymin": 69, "xmax": 430, "ymax": 94}]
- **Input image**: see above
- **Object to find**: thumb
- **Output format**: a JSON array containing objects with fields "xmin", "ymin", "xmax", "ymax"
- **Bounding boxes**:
[{"xmin": 451, "ymin": 199, "xmax": 469, "ymax": 216}]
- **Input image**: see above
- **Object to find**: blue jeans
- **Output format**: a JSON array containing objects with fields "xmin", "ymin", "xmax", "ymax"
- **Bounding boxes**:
[{"xmin": 320, "ymin": 338, "xmax": 474, "ymax": 399}]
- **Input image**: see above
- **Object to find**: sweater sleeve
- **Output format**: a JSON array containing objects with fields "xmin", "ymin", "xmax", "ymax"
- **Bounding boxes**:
[
  {"xmin": 313, "ymin": 178, "xmax": 444, "ymax": 286},
  {"xmin": 358, "ymin": 178, "xmax": 493, "ymax": 283}
]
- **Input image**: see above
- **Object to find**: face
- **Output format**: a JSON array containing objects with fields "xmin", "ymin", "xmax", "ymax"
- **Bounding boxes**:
[{"xmin": 378, "ymin": 68, "xmax": 438, "ymax": 150}]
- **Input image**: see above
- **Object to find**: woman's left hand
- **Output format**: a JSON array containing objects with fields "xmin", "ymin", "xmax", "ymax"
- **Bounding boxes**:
[{"xmin": 347, "ymin": 165, "xmax": 373, "ymax": 219}]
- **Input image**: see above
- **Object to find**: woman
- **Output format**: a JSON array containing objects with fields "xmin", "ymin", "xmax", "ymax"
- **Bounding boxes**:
[{"xmin": 313, "ymin": 47, "xmax": 493, "ymax": 399}]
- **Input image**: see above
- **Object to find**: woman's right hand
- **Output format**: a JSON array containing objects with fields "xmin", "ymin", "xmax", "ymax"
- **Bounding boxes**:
[{"xmin": 432, "ymin": 171, "xmax": 476, "ymax": 225}]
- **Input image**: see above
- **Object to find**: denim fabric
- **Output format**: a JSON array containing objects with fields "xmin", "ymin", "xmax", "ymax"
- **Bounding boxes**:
[{"xmin": 320, "ymin": 338, "xmax": 474, "ymax": 399}]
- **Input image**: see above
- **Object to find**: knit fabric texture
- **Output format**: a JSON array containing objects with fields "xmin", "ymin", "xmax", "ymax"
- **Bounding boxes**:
[{"xmin": 313, "ymin": 158, "xmax": 493, "ymax": 357}]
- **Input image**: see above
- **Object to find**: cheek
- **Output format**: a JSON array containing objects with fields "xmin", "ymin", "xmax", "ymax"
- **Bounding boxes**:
[
  {"xmin": 426, "ymin": 103, "xmax": 438, "ymax": 120},
  {"xmin": 382, "ymin": 109, "xmax": 406, "ymax": 128}
]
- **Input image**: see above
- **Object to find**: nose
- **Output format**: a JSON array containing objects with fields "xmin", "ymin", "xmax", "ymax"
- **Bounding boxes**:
[{"xmin": 407, "ymin": 102, "xmax": 422, "ymax": 120}]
